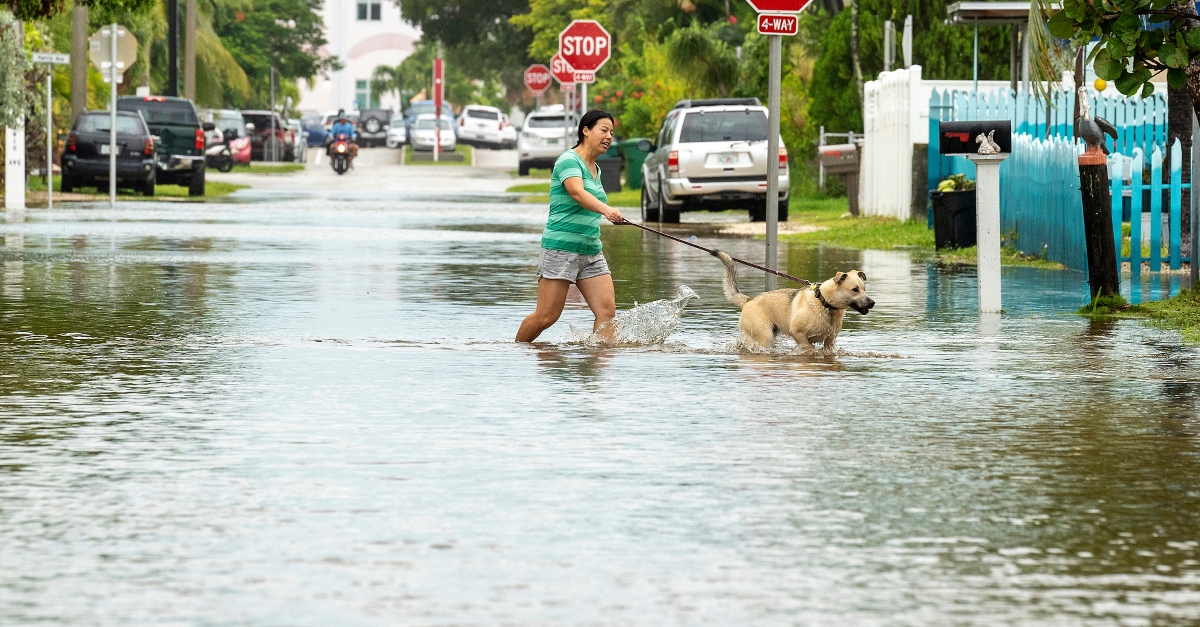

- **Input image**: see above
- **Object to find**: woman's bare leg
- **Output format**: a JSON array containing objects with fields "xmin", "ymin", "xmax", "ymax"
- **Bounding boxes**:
[
  {"xmin": 516, "ymin": 278, "xmax": 571, "ymax": 342},
  {"xmin": 576, "ymin": 274, "xmax": 617, "ymax": 342}
]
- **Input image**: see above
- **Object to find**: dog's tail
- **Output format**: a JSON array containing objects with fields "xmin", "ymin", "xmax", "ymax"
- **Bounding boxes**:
[{"xmin": 714, "ymin": 250, "xmax": 751, "ymax": 309}]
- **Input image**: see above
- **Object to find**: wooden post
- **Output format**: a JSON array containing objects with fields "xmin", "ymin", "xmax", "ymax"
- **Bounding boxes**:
[{"xmin": 1079, "ymin": 147, "xmax": 1120, "ymax": 300}]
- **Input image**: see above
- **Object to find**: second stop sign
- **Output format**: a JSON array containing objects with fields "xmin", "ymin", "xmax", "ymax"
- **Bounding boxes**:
[{"xmin": 558, "ymin": 20, "xmax": 611, "ymax": 73}]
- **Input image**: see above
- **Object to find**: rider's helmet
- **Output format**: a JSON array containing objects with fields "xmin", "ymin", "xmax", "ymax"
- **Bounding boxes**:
[{"xmin": 336, "ymin": 108, "xmax": 346, "ymax": 121}]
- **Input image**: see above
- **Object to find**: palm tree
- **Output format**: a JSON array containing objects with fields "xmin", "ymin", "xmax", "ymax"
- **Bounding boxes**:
[
  {"xmin": 665, "ymin": 21, "xmax": 739, "ymax": 98},
  {"xmin": 372, "ymin": 64, "xmax": 403, "ymax": 110}
]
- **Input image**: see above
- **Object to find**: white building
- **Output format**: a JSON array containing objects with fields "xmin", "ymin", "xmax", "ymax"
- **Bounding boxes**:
[{"xmin": 298, "ymin": 0, "xmax": 421, "ymax": 114}]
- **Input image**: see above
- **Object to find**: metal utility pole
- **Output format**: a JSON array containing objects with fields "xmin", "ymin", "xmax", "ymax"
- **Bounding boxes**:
[
  {"xmin": 167, "ymin": 0, "xmax": 179, "ymax": 96},
  {"xmin": 269, "ymin": 66, "xmax": 277, "ymax": 161},
  {"xmin": 34, "ymin": 53, "xmax": 70, "ymax": 209},
  {"xmin": 764, "ymin": 34, "xmax": 782, "ymax": 292},
  {"xmin": 184, "ymin": 0, "xmax": 196, "ymax": 99},
  {"xmin": 109, "ymin": 23, "xmax": 118, "ymax": 208}
]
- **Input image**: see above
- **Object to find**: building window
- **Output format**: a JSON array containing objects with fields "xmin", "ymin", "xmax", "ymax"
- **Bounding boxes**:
[
  {"xmin": 356, "ymin": 80, "xmax": 370, "ymax": 110},
  {"xmin": 357, "ymin": 1, "xmax": 381, "ymax": 20}
]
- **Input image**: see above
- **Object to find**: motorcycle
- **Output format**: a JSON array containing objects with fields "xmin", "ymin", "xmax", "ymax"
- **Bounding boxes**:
[
  {"xmin": 205, "ymin": 129, "xmax": 235, "ymax": 173},
  {"xmin": 330, "ymin": 133, "xmax": 351, "ymax": 175}
]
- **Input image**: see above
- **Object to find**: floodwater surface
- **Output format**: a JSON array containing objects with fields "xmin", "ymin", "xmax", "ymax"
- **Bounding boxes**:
[{"xmin": 1, "ymin": 180, "xmax": 1198, "ymax": 625}]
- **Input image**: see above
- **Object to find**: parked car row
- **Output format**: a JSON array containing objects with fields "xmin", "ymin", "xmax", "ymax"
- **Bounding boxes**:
[{"xmin": 303, "ymin": 102, "xmax": 517, "ymax": 152}]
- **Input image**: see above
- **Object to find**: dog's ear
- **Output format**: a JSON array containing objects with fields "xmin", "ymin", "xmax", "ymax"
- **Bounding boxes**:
[
  {"xmin": 835, "ymin": 272, "xmax": 847, "ymax": 284},
  {"xmin": 857, "ymin": 271, "xmax": 867, "ymax": 282}
]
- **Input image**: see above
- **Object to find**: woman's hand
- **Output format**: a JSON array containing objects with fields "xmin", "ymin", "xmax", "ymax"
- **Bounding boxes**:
[{"xmin": 602, "ymin": 206, "xmax": 625, "ymax": 224}]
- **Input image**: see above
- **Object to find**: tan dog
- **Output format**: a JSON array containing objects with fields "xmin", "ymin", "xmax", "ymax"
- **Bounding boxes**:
[{"xmin": 716, "ymin": 251, "xmax": 874, "ymax": 351}]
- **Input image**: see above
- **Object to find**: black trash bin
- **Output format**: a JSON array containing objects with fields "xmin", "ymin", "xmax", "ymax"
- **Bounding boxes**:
[
  {"xmin": 596, "ymin": 144, "xmax": 622, "ymax": 193},
  {"xmin": 930, "ymin": 190, "xmax": 977, "ymax": 249}
]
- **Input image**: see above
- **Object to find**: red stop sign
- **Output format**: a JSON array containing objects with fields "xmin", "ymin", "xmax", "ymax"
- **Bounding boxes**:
[
  {"xmin": 550, "ymin": 53, "xmax": 575, "ymax": 85},
  {"xmin": 524, "ymin": 64, "xmax": 551, "ymax": 94},
  {"xmin": 745, "ymin": 0, "xmax": 812, "ymax": 13},
  {"xmin": 558, "ymin": 20, "xmax": 611, "ymax": 73}
]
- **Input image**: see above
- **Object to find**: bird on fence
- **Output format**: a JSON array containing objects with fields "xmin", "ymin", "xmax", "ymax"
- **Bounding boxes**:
[{"xmin": 1075, "ymin": 86, "xmax": 1118, "ymax": 155}]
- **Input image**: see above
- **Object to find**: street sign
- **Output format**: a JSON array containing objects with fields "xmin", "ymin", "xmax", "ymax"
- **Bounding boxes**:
[
  {"xmin": 572, "ymin": 70, "xmax": 595, "ymax": 84},
  {"xmin": 89, "ymin": 25, "xmax": 137, "ymax": 72},
  {"xmin": 524, "ymin": 64, "xmax": 551, "ymax": 94},
  {"xmin": 558, "ymin": 20, "xmax": 611, "ymax": 73},
  {"xmin": 745, "ymin": 0, "xmax": 812, "ymax": 13},
  {"xmin": 550, "ymin": 53, "xmax": 575, "ymax": 86},
  {"xmin": 32, "ymin": 52, "xmax": 70, "ymax": 64},
  {"xmin": 756, "ymin": 13, "xmax": 799, "ymax": 35}
]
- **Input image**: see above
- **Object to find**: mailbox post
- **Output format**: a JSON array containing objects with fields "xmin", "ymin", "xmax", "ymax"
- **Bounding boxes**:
[
  {"xmin": 817, "ymin": 144, "xmax": 860, "ymax": 216},
  {"xmin": 938, "ymin": 120, "xmax": 1011, "ymax": 315}
]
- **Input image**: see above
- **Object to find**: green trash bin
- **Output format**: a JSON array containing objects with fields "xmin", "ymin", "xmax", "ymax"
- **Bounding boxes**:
[{"xmin": 619, "ymin": 138, "xmax": 653, "ymax": 190}]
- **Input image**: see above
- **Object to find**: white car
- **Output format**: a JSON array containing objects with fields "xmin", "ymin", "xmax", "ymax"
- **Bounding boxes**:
[
  {"xmin": 499, "ymin": 114, "xmax": 517, "ymax": 149},
  {"xmin": 518, "ymin": 105, "xmax": 576, "ymax": 175},
  {"xmin": 385, "ymin": 114, "xmax": 407, "ymax": 148},
  {"xmin": 456, "ymin": 104, "xmax": 506, "ymax": 149},
  {"xmin": 411, "ymin": 114, "xmax": 456, "ymax": 152}
]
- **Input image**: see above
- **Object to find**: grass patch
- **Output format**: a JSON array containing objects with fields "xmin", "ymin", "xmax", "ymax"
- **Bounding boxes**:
[
  {"xmin": 230, "ymin": 162, "xmax": 305, "ymax": 174},
  {"xmin": 507, "ymin": 182, "xmax": 550, "ymax": 194},
  {"xmin": 933, "ymin": 245, "xmax": 1067, "ymax": 270},
  {"xmin": 510, "ymin": 168, "xmax": 552, "ymax": 178},
  {"xmin": 782, "ymin": 197, "xmax": 934, "ymax": 250},
  {"xmin": 26, "ymin": 175, "xmax": 246, "ymax": 200},
  {"xmin": 607, "ymin": 188, "xmax": 640, "ymax": 207},
  {"xmin": 1078, "ymin": 288, "xmax": 1200, "ymax": 342},
  {"xmin": 404, "ymin": 144, "xmax": 472, "ymax": 164}
]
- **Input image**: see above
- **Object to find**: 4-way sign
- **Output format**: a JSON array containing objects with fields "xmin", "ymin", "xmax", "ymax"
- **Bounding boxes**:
[
  {"xmin": 756, "ymin": 13, "xmax": 800, "ymax": 35},
  {"xmin": 559, "ymin": 20, "xmax": 610, "ymax": 83}
]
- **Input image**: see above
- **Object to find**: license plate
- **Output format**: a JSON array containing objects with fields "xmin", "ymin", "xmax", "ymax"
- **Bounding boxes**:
[
  {"xmin": 99, "ymin": 144, "xmax": 111, "ymax": 155},
  {"xmin": 715, "ymin": 152, "xmax": 738, "ymax": 165},
  {"xmin": 547, "ymin": 138, "xmax": 558, "ymax": 145}
]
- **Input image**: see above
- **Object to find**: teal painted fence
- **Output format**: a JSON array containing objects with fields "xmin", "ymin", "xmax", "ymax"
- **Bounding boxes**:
[
  {"xmin": 928, "ymin": 88, "xmax": 1169, "ymax": 207},
  {"xmin": 1107, "ymin": 141, "xmax": 1190, "ymax": 275},
  {"xmin": 998, "ymin": 134, "xmax": 1087, "ymax": 271}
]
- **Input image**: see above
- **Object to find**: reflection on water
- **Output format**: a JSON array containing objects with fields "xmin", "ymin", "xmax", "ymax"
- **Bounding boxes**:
[{"xmin": 0, "ymin": 198, "xmax": 1198, "ymax": 624}]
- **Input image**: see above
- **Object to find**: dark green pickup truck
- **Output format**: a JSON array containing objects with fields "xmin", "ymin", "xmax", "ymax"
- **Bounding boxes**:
[{"xmin": 116, "ymin": 96, "xmax": 210, "ymax": 196}]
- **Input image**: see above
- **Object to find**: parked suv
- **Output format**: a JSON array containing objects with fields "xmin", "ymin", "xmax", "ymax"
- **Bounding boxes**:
[
  {"xmin": 60, "ymin": 110, "xmax": 157, "ymax": 195},
  {"xmin": 116, "ymin": 95, "xmax": 207, "ymax": 196},
  {"xmin": 456, "ymin": 104, "xmax": 505, "ymax": 149},
  {"xmin": 640, "ymin": 98, "xmax": 789, "ymax": 223},
  {"xmin": 518, "ymin": 105, "xmax": 577, "ymax": 176},
  {"xmin": 358, "ymin": 108, "xmax": 392, "ymax": 147}
]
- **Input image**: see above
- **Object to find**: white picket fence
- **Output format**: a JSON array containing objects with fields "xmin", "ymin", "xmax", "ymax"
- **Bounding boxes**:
[{"xmin": 859, "ymin": 67, "xmax": 924, "ymax": 220}]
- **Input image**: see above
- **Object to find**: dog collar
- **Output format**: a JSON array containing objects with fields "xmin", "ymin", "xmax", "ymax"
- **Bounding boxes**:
[{"xmin": 812, "ymin": 284, "xmax": 836, "ymax": 310}]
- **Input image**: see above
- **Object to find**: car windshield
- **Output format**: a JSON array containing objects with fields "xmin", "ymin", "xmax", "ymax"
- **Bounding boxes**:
[
  {"xmin": 408, "ymin": 102, "xmax": 452, "ymax": 117},
  {"xmin": 78, "ymin": 114, "xmax": 144, "ymax": 134},
  {"xmin": 390, "ymin": 115, "xmax": 405, "ymax": 126},
  {"xmin": 678, "ymin": 110, "xmax": 768, "ymax": 143},
  {"xmin": 467, "ymin": 109, "xmax": 499, "ymax": 120},
  {"xmin": 117, "ymin": 99, "xmax": 199, "ymax": 126},
  {"xmin": 526, "ymin": 116, "xmax": 572, "ymax": 128},
  {"xmin": 212, "ymin": 114, "xmax": 246, "ymax": 137},
  {"xmin": 416, "ymin": 119, "xmax": 452, "ymax": 130}
]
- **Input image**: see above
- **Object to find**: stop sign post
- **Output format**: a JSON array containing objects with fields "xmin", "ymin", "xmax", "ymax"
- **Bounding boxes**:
[
  {"xmin": 433, "ymin": 57, "xmax": 444, "ymax": 162},
  {"xmin": 744, "ymin": 2, "xmax": 809, "ymax": 292},
  {"xmin": 558, "ymin": 20, "xmax": 610, "ymax": 116}
]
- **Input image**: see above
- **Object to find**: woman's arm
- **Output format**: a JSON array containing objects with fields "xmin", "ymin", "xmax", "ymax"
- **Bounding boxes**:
[{"xmin": 563, "ymin": 176, "xmax": 624, "ymax": 224}]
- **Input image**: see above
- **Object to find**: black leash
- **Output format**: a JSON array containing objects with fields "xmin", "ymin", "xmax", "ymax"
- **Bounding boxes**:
[{"xmin": 619, "ymin": 220, "xmax": 812, "ymax": 286}]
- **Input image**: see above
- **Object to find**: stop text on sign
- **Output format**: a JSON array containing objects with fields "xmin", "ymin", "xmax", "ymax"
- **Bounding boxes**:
[
  {"xmin": 558, "ymin": 20, "xmax": 611, "ymax": 73},
  {"xmin": 756, "ymin": 13, "xmax": 799, "ymax": 35},
  {"xmin": 550, "ymin": 52, "xmax": 575, "ymax": 85}
]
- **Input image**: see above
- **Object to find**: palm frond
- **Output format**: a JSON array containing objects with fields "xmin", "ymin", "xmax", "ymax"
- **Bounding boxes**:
[{"xmin": 1027, "ymin": 0, "xmax": 1074, "ymax": 103}]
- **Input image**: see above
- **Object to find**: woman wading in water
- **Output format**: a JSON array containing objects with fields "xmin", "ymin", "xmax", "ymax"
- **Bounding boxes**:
[{"xmin": 516, "ymin": 110, "xmax": 625, "ymax": 342}]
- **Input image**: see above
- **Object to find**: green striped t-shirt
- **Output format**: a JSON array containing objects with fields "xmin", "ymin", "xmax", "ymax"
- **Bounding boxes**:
[{"xmin": 541, "ymin": 150, "xmax": 607, "ymax": 255}]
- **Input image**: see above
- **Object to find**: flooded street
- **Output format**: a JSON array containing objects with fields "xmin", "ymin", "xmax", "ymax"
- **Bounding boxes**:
[{"xmin": 2, "ymin": 149, "xmax": 1199, "ymax": 625}]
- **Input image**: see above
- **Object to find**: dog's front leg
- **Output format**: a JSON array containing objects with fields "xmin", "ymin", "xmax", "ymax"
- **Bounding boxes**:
[{"xmin": 790, "ymin": 333, "xmax": 818, "ymax": 355}]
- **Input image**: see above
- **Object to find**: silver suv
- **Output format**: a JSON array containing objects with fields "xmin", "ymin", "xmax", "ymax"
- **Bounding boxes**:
[{"xmin": 640, "ymin": 98, "xmax": 789, "ymax": 223}]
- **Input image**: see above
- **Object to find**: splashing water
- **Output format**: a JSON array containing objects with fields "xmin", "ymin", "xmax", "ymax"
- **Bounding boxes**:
[{"xmin": 565, "ymin": 285, "xmax": 698, "ymax": 346}]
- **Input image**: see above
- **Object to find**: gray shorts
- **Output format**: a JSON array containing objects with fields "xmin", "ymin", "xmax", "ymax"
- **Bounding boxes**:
[{"xmin": 537, "ymin": 248, "xmax": 610, "ymax": 283}]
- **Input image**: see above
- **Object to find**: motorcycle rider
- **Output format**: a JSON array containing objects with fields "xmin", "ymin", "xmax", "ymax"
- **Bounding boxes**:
[{"xmin": 327, "ymin": 109, "xmax": 359, "ymax": 163}]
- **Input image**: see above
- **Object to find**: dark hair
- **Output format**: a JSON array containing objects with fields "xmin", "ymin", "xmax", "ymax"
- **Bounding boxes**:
[{"xmin": 574, "ymin": 109, "xmax": 615, "ymax": 148}]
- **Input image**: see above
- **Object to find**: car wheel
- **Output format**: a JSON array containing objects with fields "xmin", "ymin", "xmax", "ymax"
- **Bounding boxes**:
[
  {"xmin": 778, "ymin": 200, "xmax": 789, "ymax": 222},
  {"xmin": 659, "ymin": 182, "xmax": 680, "ymax": 223},
  {"xmin": 142, "ymin": 174, "xmax": 156, "ymax": 197},
  {"xmin": 60, "ymin": 174, "xmax": 74, "ymax": 193},
  {"xmin": 640, "ymin": 184, "xmax": 659, "ymax": 222},
  {"xmin": 749, "ymin": 204, "xmax": 765, "ymax": 222},
  {"xmin": 188, "ymin": 170, "xmax": 206, "ymax": 197},
  {"xmin": 518, "ymin": 163, "xmax": 530, "ymax": 176}
]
